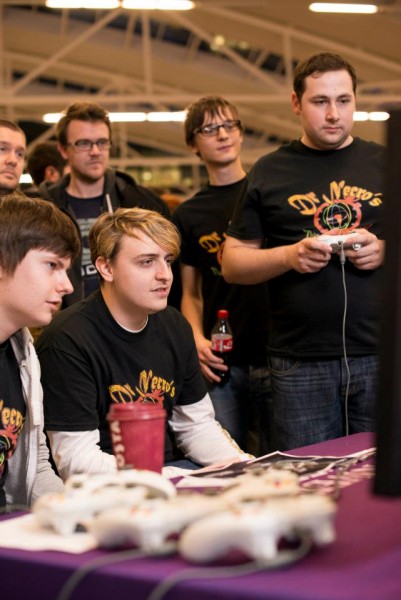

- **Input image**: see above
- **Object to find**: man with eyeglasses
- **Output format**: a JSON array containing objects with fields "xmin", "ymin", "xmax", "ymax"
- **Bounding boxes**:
[
  {"xmin": 0, "ymin": 119, "xmax": 26, "ymax": 198},
  {"xmin": 172, "ymin": 96, "xmax": 270, "ymax": 455},
  {"xmin": 40, "ymin": 102, "xmax": 169, "ymax": 307}
]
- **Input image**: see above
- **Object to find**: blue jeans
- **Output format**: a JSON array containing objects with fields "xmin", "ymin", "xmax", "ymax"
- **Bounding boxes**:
[
  {"xmin": 268, "ymin": 355, "xmax": 379, "ymax": 451},
  {"xmin": 207, "ymin": 364, "xmax": 271, "ymax": 455}
]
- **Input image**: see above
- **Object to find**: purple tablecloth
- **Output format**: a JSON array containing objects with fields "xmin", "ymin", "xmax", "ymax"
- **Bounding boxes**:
[{"xmin": 2, "ymin": 432, "xmax": 401, "ymax": 600}]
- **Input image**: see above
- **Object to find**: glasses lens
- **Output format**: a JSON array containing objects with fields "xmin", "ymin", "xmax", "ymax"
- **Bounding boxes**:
[
  {"xmin": 197, "ymin": 120, "xmax": 240, "ymax": 136},
  {"xmin": 73, "ymin": 139, "xmax": 111, "ymax": 151}
]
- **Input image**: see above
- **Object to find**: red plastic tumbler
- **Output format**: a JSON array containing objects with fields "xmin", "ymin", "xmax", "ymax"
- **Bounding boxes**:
[{"xmin": 107, "ymin": 402, "xmax": 166, "ymax": 473}]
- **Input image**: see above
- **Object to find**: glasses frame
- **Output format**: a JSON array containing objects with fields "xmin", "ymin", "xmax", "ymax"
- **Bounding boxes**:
[
  {"xmin": 67, "ymin": 138, "xmax": 112, "ymax": 152},
  {"xmin": 193, "ymin": 119, "xmax": 242, "ymax": 137}
]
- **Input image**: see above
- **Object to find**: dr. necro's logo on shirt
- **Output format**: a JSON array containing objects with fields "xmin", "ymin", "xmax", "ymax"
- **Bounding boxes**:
[
  {"xmin": 109, "ymin": 370, "xmax": 176, "ymax": 405},
  {"xmin": 288, "ymin": 180, "xmax": 382, "ymax": 214}
]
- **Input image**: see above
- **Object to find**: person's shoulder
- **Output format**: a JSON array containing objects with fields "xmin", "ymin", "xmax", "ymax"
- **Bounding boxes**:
[
  {"xmin": 113, "ymin": 170, "xmax": 170, "ymax": 216},
  {"xmin": 253, "ymin": 141, "xmax": 296, "ymax": 166},
  {"xmin": 353, "ymin": 137, "xmax": 385, "ymax": 155},
  {"xmin": 152, "ymin": 306, "xmax": 192, "ymax": 332},
  {"xmin": 37, "ymin": 175, "xmax": 69, "ymax": 205},
  {"xmin": 36, "ymin": 295, "xmax": 98, "ymax": 351}
]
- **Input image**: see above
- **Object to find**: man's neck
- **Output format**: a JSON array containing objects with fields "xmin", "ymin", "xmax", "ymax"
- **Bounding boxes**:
[
  {"xmin": 67, "ymin": 176, "xmax": 105, "ymax": 198},
  {"xmin": 207, "ymin": 159, "xmax": 246, "ymax": 187},
  {"xmin": 100, "ymin": 287, "xmax": 149, "ymax": 332}
]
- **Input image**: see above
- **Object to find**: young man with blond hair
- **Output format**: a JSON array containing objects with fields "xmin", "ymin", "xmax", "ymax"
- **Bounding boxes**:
[{"xmin": 37, "ymin": 207, "xmax": 249, "ymax": 480}]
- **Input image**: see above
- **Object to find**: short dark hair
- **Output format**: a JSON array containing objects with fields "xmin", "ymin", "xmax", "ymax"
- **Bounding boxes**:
[
  {"xmin": 293, "ymin": 52, "xmax": 357, "ymax": 101},
  {"xmin": 56, "ymin": 102, "xmax": 112, "ymax": 148},
  {"xmin": 0, "ymin": 119, "xmax": 25, "ymax": 138},
  {"xmin": 0, "ymin": 191, "xmax": 80, "ymax": 276},
  {"xmin": 26, "ymin": 141, "xmax": 67, "ymax": 186},
  {"xmin": 184, "ymin": 95, "xmax": 242, "ymax": 146}
]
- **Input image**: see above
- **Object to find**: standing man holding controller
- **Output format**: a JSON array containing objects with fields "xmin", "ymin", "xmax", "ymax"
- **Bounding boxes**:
[
  {"xmin": 172, "ymin": 96, "xmax": 270, "ymax": 454},
  {"xmin": 222, "ymin": 52, "xmax": 385, "ymax": 451}
]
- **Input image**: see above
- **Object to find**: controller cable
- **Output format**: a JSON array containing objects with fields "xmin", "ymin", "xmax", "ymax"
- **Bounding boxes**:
[
  {"xmin": 339, "ymin": 243, "xmax": 351, "ymax": 437},
  {"xmin": 54, "ymin": 533, "xmax": 313, "ymax": 600},
  {"xmin": 145, "ymin": 533, "xmax": 313, "ymax": 600}
]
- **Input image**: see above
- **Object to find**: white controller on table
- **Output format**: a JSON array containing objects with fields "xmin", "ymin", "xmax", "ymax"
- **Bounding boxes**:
[
  {"xmin": 179, "ymin": 494, "xmax": 336, "ymax": 563},
  {"xmin": 32, "ymin": 469, "xmax": 176, "ymax": 536}
]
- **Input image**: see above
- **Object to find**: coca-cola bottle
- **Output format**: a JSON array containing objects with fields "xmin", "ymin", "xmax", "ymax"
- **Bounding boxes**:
[{"xmin": 211, "ymin": 309, "xmax": 233, "ymax": 385}]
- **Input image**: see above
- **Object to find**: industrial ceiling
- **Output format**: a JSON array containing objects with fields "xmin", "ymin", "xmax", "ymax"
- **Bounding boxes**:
[{"xmin": 1, "ymin": 0, "xmax": 401, "ymax": 172}]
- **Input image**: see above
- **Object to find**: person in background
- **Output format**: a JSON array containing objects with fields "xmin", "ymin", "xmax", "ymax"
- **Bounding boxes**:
[
  {"xmin": 36, "ymin": 207, "xmax": 251, "ymax": 481},
  {"xmin": 0, "ymin": 119, "xmax": 26, "ymax": 198},
  {"xmin": 222, "ymin": 52, "xmax": 385, "ymax": 451},
  {"xmin": 0, "ymin": 192, "xmax": 80, "ymax": 510},
  {"xmin": 26, "ymin": 141, "xmax": 68, "ymax": 192},
  {"xmin": 172, "ymin": 96, "xmax": 270, "ymax": 455},
  {"xmin": 40, "ymin": 102, "xmax": 169, "ymax": 307}
]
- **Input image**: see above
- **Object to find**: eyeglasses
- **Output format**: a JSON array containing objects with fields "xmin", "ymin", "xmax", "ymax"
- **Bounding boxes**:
[
  {"xmin": 193, "ymin": 120, "xmax": 242, "ymax": 137},
  {"xmin": 67, "ymin": 138, "xmax": 112, "ymax": 152}
]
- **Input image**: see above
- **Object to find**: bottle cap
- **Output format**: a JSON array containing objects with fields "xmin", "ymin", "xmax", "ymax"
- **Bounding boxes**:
[{"xmin": 217, "ymin": 309, "xmax": 229, "ymax": 319}]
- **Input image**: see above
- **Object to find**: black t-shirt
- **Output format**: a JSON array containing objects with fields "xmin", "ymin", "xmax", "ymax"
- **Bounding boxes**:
[
  {"xmin": 172, "ymin": 178, "xmax": 269, "ymax": 366},
  {"xmin": 0, "ymin": 340, "xmax": 26, "ymax": 505},
  {"xmin": 227, "ymin": 138, "xmax": 384, "ymax": 358},
  {"xmin": 36, "ymin": 291, "xmax": 207, "ymax": 462},
  {"xmin": 66, "ymin": 193, "xmax": 103, "ymax": 297}
]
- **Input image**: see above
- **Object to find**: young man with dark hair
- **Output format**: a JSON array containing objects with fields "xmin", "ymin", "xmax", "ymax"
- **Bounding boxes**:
[
  {"xmin": 0, "ymin": 192, "xmax": 80, "ymax": 510},
  {"xmin": 37, "ymin": 207, "xmax": 249, "ymax": 481},
  {"xmin": 26, "ymin": 141, "xmax": 67, "ymax": 189},
  {"xmin": 0, "ymin": 119, "xmax": 26, "ymax": 198},
  {"xmin": 40, "ymin": 102, "xmax": 169, "ymax": 306},
  {"xmin": 223, "ymin": 52, "xmax": 385, "ymax": 451},
  {"xmin": 172, "ymin": 96, "xmax": 270, "ymax": 454}
]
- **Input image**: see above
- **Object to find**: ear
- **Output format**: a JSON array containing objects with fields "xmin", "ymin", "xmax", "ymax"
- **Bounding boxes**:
[
  {"xmin": 291, "ymin": 91, "xmax": 302, "ymax": 116},
  {"xmin": 95, "ymin": 257, "xmax": 113, "ymax": 282},
  {"xmin": 44, "ymin": 165, "xmax": 61, "ymax": 183},
  {"xmin": 57, "ymin": 143, "xmax": 69, "ymax": 161},
  {"xmin": 188, "ymin": 142, "xmax": 201, "ymax": 159}
]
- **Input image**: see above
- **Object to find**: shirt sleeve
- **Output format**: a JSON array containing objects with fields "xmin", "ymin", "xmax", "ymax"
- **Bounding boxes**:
[
  {"xmin": 47, "ymin": 430, "xmax": 117, "ymax": 481},
  {"xmin": 168, "ymin": 393, "xmax": 252, "ymax": 465}
]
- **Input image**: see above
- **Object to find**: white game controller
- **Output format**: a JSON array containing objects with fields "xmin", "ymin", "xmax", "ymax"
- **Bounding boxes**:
[
  {"xmin": 319, "ymin": 231, "xmax": 361, "ymax": 252},
  {"xmin": 87, "ymin": 493, "xmax": 226, "ymax": 551},
  {"xmin": 32, "ymin": 469, "xmax": 176, "ymax": 535},
  {"xmin": 179, "ymin": 494, "xmax": 336, "ymax": 564},
  {"xmin": 221, "ymin": 467, "xmax": 300, "ymax": 503}
]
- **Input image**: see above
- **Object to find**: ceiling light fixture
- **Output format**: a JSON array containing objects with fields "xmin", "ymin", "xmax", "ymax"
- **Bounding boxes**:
[
  {"xmin": 353, "ymin": 111, "xmax": 390, "ymax": 121},
  {"xmin": 46, "ymin": 0, "xmax": 194, "ymax": 9},
  {"xmin": 309, "ymin": 3, "xmax": 378, "ymax": 13},
  {"xmin": 43, "ymin": 111, "xmax": 187, "ymax": 123}
]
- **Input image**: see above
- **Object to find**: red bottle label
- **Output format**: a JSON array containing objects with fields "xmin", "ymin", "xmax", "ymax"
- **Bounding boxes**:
[{"xmin": 211, "ymin": 335, "xmax": 233, "ymax": 353}]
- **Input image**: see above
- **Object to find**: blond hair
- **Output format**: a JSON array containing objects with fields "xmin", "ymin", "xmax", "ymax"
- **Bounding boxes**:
[{"xmin": 89, "ymin": 207, "xmax": 180, "ymax": 278}]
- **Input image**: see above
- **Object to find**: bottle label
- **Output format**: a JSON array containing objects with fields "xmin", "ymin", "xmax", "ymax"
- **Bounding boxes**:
[{"xmin": 211, "ymin": 336, "xmax": 233, "ymax": 353}]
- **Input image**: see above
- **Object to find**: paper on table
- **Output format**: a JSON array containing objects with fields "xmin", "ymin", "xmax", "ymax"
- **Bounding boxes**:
[{"xmin": 0, "ymin": 514, "xmax": 97, "ymax": 553}]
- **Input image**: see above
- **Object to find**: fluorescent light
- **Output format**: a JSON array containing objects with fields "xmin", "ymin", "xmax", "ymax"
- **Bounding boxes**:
[
  {"xmin": 46, "ymin": 0, "xmax": 194, "ymax": 7},
  {"xmin": 309, "ymin": 3, "xmax": 378, "ymax": 13},
  {"xmin": 20, "ymin": 173, "xmax": 33, "ymax": 184},
  {"xmin": 46, "ymin": 0, "xmax": 119, "ymax": 8},
  {"xmin": 147, "ymin": 111, "xmax": 186, "ymax": 122},
  {"xmin": 43, "ymin": 111, "xmax": 186, "ymax": 123},
  {"xmin": 353, "ymin": 111, "xmax": 390, "ymax": 121},
  {"xmin": 121, "ymin": 0, "xmax": 194, "ymax": 8},
  {"xmin": 368, "ymin": 111, "xmax": 390, "ymax": 121}
]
